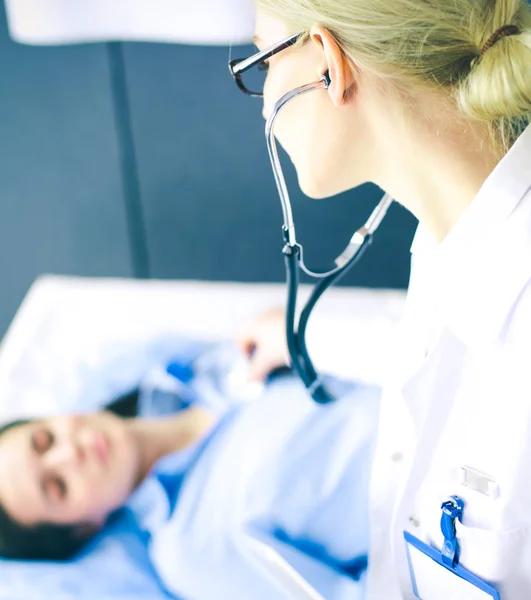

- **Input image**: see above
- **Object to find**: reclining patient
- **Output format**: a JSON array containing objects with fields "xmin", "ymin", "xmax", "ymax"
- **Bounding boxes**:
[{"xmin": 0, "ymin": 341, "xmax": 379, "ymax": 600}]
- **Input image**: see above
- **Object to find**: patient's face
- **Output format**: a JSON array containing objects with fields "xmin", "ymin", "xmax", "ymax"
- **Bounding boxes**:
[{"xmin": 0, "ymin": 413, "xmax": 140, "ymax": 528}]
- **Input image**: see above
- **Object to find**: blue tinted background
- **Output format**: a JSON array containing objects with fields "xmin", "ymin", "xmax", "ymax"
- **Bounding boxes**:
[{"xmin": 0, "ymin": 4, "xmax": 417, "ymax": 338}]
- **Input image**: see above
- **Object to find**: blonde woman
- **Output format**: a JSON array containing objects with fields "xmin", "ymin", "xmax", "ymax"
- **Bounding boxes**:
[{"xmin": 234, "ymin": 0, "xmax": 531, "ymax": 598}]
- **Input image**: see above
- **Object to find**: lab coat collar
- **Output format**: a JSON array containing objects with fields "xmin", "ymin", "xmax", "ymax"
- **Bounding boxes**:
[{"xmin": 410, "ymin": 123, "xmax": 531, "ymax": 346}]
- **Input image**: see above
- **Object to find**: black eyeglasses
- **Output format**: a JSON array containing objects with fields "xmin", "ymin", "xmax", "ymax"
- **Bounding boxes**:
[{"xmin": 228, "ymin": 32, "xmax": 304, "ymax": 98}]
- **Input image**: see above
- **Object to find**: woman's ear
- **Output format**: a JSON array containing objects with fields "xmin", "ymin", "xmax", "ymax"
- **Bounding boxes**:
[{"xmin": 309, "ymin": 25, "xmax": 357, "ymax": 107}]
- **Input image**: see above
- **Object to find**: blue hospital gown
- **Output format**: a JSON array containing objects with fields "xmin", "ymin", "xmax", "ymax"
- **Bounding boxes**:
[{"xmin": 130, "ymin": 374, "xmax": 380, "ymax": 600}]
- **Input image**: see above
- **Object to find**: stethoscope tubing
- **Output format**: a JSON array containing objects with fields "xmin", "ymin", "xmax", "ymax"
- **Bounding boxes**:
[{"xmin": 266, "ymin": 73, "xmax": 393, "ymax": 403}]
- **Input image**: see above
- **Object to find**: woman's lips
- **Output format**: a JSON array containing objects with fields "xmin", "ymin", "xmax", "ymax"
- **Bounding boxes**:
[{"xmin": 93, "ymin": 431, "xmax": 109, "ymax": 466}]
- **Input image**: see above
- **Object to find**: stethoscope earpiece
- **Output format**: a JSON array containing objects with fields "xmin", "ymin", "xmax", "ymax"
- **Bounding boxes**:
[{"xmin": 322, "ymin": 70, "xmax": 331, "ymax": 87}]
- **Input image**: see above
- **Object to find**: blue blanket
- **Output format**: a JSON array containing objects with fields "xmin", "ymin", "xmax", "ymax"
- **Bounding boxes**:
[{"xmin": 134, "ymin": 371, "xmax": 379, "ymax": 599}]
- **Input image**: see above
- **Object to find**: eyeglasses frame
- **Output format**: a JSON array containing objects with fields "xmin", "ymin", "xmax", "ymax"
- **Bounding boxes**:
[{"xmin": 228, "ymin": 32, "xmax": 304, "ymax": 98}]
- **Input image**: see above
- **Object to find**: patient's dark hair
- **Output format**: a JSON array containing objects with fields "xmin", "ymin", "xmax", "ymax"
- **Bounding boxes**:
[{"xmin": 0, "ymin": 388, "xmax": 140, "ymax": 561}]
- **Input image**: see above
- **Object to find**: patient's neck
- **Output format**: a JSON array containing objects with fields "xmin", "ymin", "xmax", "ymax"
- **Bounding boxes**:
[{"xmin": 126, "ymin": 407, "xmax": 216, "ymax": 486}]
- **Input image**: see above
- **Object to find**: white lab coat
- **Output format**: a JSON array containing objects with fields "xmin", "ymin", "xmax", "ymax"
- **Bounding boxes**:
[{"xmin": 366, "ymin": 122, "xmax": 531, "ymax": 599}]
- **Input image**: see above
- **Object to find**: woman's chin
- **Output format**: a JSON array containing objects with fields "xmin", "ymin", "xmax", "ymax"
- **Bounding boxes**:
[{"xmin": 298, "ymin": 172, "xmax": 337, "ymax": 200}]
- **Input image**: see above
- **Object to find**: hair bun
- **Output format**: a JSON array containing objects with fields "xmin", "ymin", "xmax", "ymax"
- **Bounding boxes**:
[{"xmin": 459, "ymin": 25, "xmax": 531, "ymax": 123}]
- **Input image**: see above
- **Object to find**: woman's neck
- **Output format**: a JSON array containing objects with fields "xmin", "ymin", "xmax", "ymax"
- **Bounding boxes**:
[
  {"xmin": 125, "ymin": 407, "xmax": 216, "ymax": 485},
  {"xmin": 368, "ymin": 91, "xmax": 502, "ymax": 244}
]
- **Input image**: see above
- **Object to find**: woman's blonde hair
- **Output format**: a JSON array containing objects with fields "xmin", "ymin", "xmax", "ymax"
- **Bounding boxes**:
[{"xmin": 257, "ymin": 0, "xmax": 531, "ymax": 156}]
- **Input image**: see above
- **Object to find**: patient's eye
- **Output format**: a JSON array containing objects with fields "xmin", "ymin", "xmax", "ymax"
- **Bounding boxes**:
[
  {"xmin": 31, "ymin": 427, "xmax": 54, "ymax": 454},
  {"xmin": 43, "ymin": 475, "xmax": 67, "ymax": 503}
]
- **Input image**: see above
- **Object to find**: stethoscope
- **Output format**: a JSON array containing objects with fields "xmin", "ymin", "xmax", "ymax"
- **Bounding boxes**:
[{"xmin": 266, "ymin": 71, "xmax": 394, "ymax": 403}]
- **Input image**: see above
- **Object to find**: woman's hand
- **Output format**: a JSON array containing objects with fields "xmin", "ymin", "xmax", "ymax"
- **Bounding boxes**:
[{"xmin": 237, "ymin": 307, "xmax": 289, "ymax": 381}]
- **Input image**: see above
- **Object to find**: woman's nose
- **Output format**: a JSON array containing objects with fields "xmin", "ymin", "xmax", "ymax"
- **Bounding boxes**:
[{"xmin": 43, "ymin": 439, "xmax": 83, "ymax": 469}]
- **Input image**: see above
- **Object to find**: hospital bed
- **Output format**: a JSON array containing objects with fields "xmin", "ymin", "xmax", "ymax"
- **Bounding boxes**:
[{"xmin": 0, "ymin": 275, "xmax": 406, "ymax": 599}]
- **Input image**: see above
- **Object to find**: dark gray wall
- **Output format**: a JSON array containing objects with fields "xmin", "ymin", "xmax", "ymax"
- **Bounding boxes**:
[
  {"xmin": 0, "ymin": 0, "xmax": 417, "ymax": 339},
  {"xmin": 0, "ymin": 7, "xmax": 133, "ymax": 337}
]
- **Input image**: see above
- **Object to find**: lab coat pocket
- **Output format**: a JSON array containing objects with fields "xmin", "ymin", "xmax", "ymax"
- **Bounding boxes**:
[
  {"xmin": 454, "ymin": 519, "xmax": 529, "ymax": 583},
  {"xmin": 417, "ymin": 481, "xmax": 529, "ymax": 586}
]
